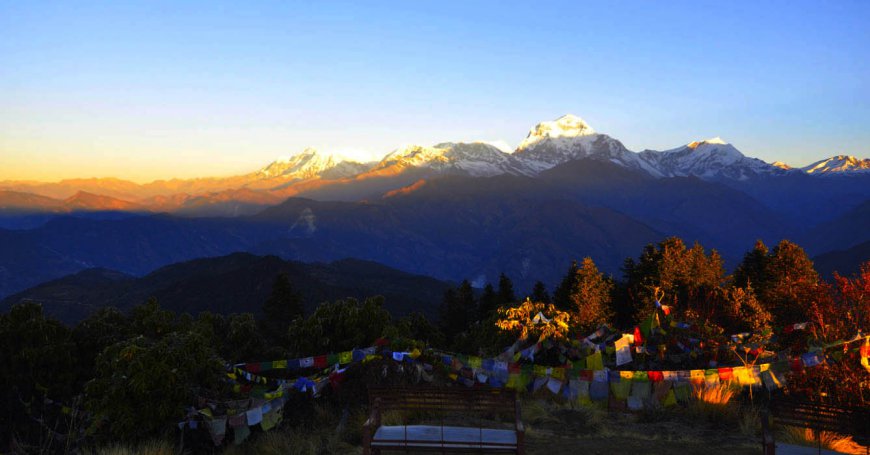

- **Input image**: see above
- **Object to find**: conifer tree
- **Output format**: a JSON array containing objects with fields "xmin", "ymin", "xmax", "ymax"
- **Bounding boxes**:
[
  {"xmin": 439, "ymin": 280, "xmax": 477, "ymax": 343},
  {"xmin": 732, "ymin": 239, "xmax": 819, "ymax": 325},
  {"xmin": 531, "ymin": 281, "xmax": 551, "ymax": 303},
  {"xmin": 621, "ymin": 238, "xmax": 724, "ymax": 320},
  {"xmin": 733, "ymin": 239, "xmax": 770, "ymax": 289},
  {"xmin": 497, "ymin": 273, "xmax": 516, "ymax": 306},
  {"xmin": 763, "ymin": 240, "xmax": 819, "ymax": 324},
  {"xmin": 262, "ymin": 273, "xmax": 304, "ymax": 344},
  {"xmin": 553, "ymin": 261, "xmax": 580, "ymax": 311},
  {"xmin": 457, "ymin": 279, "xmax": 476, "ymax": 325},
  {"xmin": 554, "ymin": 258, "xmax": 613, "ymax": 332},
  {"xmin": 477, "ymin": 283, "xmax": 498, "ymax": 321}
]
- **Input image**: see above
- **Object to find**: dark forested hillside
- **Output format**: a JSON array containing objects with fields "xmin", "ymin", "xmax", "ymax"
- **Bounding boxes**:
[
  {"xmin": 0, "ymin": 253, "xmax": 454, "ymax": 324},
  {"xmin": 1, "ymin": 161, "xmax": 867, "ymax": 301}
]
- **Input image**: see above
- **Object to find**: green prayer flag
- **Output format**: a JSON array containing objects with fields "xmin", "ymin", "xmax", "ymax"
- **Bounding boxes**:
[{"xmin": 587, "ymin": 351, "xmax": 604, "ymax": 370}]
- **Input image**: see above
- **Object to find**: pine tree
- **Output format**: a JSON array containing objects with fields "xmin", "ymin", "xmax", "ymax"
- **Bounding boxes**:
[
  {"xmin": 477, "ymin": 283, "xmax": 498, "ymax": 321},
  {"xmin": 531, "ymin": 281, "xmax": 551, "ymax": 303},
  {"xmin": 553, "ymin": 261, "xmax": 580, "ymax": 311},
  {"xmin": 621, "ymin": 238, "xmax": 724, "ymax": 321},
  {"xmin": 439, "ymin": 287, "xmax": 463, "ymax": 342},
  {"xmin": 573, "ymin": 258, "xmax": 614, "ymax": 332},
  {"xmin": 732, "ymin": 239, "xmax": 818, "ymax": 325},
  {"xmin": 764, "ymin": 240, "xmax": 819, "ymax": 324},
  {"xmin": 261, "ymin": 273, "xmax": 304, "ymax": 344},
  {"xmin": 733, "ymin": 240, "xmax": 770, "ymax": 289},
  {"xmin": 457, "ymin": 279, "xmax": 476, "ymax": 321},
  {"xmin": 497, "ymin": 273, "xmax": 516, "ymax": 306},
  {"xmin": 554, "ymin": 259, "xmax": 613, "ymax": 331}
]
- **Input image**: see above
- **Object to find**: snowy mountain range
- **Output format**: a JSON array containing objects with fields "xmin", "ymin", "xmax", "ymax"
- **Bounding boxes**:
[
  {"xmin": 256, "ymin": 147, "xmax": 373, "ymax": 180},
  {"xmin": 252, "ymin": 114, "xmax": 859, "ymax": 183},
  {"xmin": 1, "ymin": 114, "xmax": 866, "ymax": 216},
  {"xmin": 802, "ymin": 155, "xmax": 870, "ymax": 175}
]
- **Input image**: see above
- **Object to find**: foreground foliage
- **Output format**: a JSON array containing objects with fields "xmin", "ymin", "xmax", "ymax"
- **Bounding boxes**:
[{"xmin": 0, "ymin": 236, "xmax": 867, "ymax": 452}]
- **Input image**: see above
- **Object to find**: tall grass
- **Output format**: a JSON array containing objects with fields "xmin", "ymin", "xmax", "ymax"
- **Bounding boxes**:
[
  {"xmin": 687, "ymin": 384, "xmax": 738, "ymax": 425},
  {"xmin": 778, "ymin": 426, "xmax": 867, "ymax": 454},
  {"xmin": 91, "ymin": 438, "xmax": 179, "ymax": 455},
  {"xmin": 222, "ymin": 429, "xmax": 359, "ymax": 455},
  {"xmin": 693, "ymin": 383, "xmax": 735, "ymax": 405}
]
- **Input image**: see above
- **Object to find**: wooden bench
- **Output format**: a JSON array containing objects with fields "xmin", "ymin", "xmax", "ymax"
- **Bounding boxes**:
[
  {"xmin": 362, "ymin": 386, "xmax": 524, "ymax": 454},
  {"xmin": 762, "ymin": 397, "xmax": 870, "ymax": 454}
]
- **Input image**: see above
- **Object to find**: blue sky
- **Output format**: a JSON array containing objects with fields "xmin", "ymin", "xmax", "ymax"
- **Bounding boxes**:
[{"xmin": 1, "ymin": 1, "xmax": 868, "ymax": 182}]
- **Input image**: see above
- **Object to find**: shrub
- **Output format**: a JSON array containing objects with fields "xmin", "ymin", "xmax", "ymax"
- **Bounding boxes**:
[{"xmin": 85, "ymin": 332, "xmax": 225, "ymax": 442}]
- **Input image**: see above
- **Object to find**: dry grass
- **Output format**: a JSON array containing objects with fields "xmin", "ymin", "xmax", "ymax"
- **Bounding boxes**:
[
  {"xmin": 687, "ymin": 384, "xmax": 739, "ymax": 425},
  {"xmin": 223, "ymin": 429, "xmax": 359, "ymax": 455},
  {"xmin": 693, "ymin": 383, "xmax": 735, "ymax": 405},
  {"xmin": 91, "ymin": 439, "xmax": 179, "ymax": 455},
  {"xmin": 736, "ymin": 406, "xmax": 760, "ymax": 437},
  {"xmin": 777, "ymin": 426, "xmax": 867, "ymax": 454}
]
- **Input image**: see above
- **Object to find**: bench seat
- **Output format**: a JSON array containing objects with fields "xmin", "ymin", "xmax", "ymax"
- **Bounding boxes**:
[
  {"xmin": 362, "ymin": 386, "xmax": 524, "ymax": 454},
  {"xmin": 372, "ymin": 425, "xmax": 518, "ymax": 451}
]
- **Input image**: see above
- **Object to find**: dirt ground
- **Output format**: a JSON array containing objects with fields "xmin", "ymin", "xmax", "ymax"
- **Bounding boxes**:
[{"xmin": 522, "ymin": 406, "xmax": 759, "ymax": 455}]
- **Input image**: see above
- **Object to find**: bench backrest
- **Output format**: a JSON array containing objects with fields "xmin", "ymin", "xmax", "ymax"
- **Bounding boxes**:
[
  {"xmin": 770, "ymin": 397, "xmax": 870, "ymax": 439},
  {"xmin": 368, "ymin": 386, "xmax": 517, "ymax": 414}
]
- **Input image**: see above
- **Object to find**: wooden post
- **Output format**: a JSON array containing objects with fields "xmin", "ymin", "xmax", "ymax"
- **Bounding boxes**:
[{"xmin": 761, "ymin": 408, "xmax": 775, "ymax": 455}]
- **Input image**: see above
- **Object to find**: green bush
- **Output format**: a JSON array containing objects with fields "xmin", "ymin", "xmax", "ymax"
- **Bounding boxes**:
[{"xmin": 85, "ymin": 331, "xmax": 225, "ymax": 442}]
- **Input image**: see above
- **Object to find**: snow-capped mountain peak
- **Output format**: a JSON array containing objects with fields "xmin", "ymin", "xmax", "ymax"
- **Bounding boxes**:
[
  {"xmin": 688, "ymin": 137, "xmax": 728, "ymax": 148},
  {"xmin": 512, "ymin": 115, "xmax": 663, "ymax": 175},
  {"xmin": 802, "ymin": 155, "xmax": 870, "ymax": 175},
  {"xmin": 638, "ymin": 138, "xmax": 779, "ymax": 181},
  {"xmin": 258, "ymin": 148, "xmax": 371, "ymax": 180},
  {"xmin": 373, "ymin": 142, "xmax": 536, "ymax": 177},
  {"xmin": 518, "ymin": 114, "xmax": 596, "ymax": 149}
]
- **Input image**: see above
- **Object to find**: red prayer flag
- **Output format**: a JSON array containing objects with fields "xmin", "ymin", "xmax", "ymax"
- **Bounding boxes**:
[
  {"xmin": 717, "ymin": 367, "xmax": 733, "ymax": 381},
  {"xmin": 313, "ymin": 355, "xmax": 328, "ymax": 369},
  {"xmin": 633, "ymin": 326, "xmax": 643, "ymax": 346},
  {"xmin": 648, "ymin": 371, "xmax": 664, "ymax": 382},
  {"xmin": 789, "ymin": 357, "xmax": 803, "ymax": 373}
]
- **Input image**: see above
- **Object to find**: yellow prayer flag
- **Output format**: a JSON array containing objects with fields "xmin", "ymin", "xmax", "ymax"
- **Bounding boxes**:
[
  {"xmin": 587, "ymin": 351, "xmax": 604, "ymax": 370},
  {"xmin": 339, "ymin": 351, "xmax": 352, "ymax": 364},
  {"xmin": 273, "ymin": 360, "xmax": 287, "ymax": 370},
  {"xmin": 663, "ymin": 389, "xmax": 677, "ymax": 407}
]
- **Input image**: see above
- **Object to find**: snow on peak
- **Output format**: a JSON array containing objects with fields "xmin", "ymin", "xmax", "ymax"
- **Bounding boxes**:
[
  {"xmin": 259, "ymin": 148, "xmax": 370, "ymax": 180},
  {"xmin": 688, "ymin": 137, "xmax": 728, "ymax": 148},
  {"xmin": 771, "ymin": 161, "xmax": 793, "ymax": 170},
  {"xmin": 374, "ymin": 142, "xmax": 536, "ymax": 177},
  {"xmin": 638, "ymin": 139, "xmax": 777, "ymax": 180},
  {"xmin": 802, "ymin": 155, "xmax": 870, "ymax": 175},
  {"xmin": 518, "ymin": 114, "xmax": 596, "ymax": 149}
]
